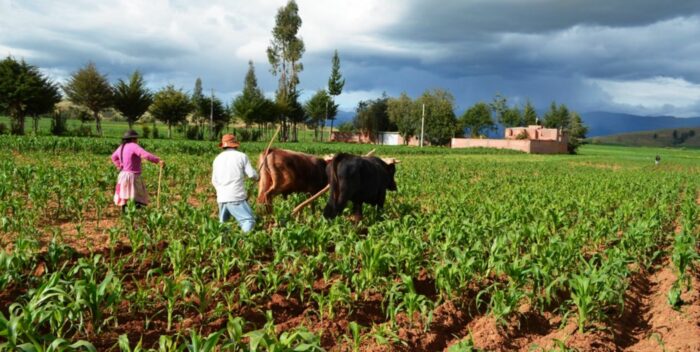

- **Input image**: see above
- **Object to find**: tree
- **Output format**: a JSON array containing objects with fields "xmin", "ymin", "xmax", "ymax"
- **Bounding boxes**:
[
  {"xmin": 460, "ymin": 102, "xmax": 495, "ymax": 137},
  {"xmin": 27, "ymin": 74, "xmax": 61, "ymax": 135},
  {"xmin": 113, "ymin": 70, "xmax": 152, "ymax": 128},
  {"xmin": 416, "ymin": 89, "xmax": 458, "ymax": 146},
  {"xmin": 199, "ymin": 95, "xmax": 228, "ymax": 138},
  {"xmin": 63, "ymin": 62, "xmax": 113, "ymax": 136},
  {"xmin": 0, "ymin": 57, "xmax": 61, "ymax": 135},
  {"xmin": 490, "ymin": 93, "xmax": 521, "ymax": 127},
  {"xmin": 267, "ymin": 0, "xmax": 305, "ymax": 141},
  {"xmin": 542, "ymin": 101, "xmax": 570, "ymax": 129},
  {"xmin": 191, "ymin": 78, "xmax": 205, "ymax": 127},
  {"xmin": 522, "ymin": 100, "xmax": 538, "ymax": 126},
  {"xmin": 304, "ymin": 89, "xmax": 337, "ymax": 141},
  {"xmin": 149, "ymin": 85, "xmax": 193, "ymax": 138},
  {"xmin": 326, "ymin": 49, "xmax": 345, "ymax": 138},
  {"xmin": 542, "ymin": 101, "xmax": 588, "ymax": 153},
  {"xmin": 353, "ymin": 94, "xmax": 393, "ymax": 138},
  {"xmin": 387, "ymin": 92, "xmax": 420, "ymax": 143},
  {"xmin": 231, "ymin": 61, "xmax": 275, "ymax": 130},
  {"xmin": 568, "ymin": 112, "xmax": 588, "ymax": 153}
]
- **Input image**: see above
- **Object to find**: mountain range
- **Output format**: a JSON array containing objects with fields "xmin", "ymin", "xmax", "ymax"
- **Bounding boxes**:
[
  {"xmin": 580, "ymin": 112, "xmax": 700, "ymax": 137},
  {"xmin": 333, "ymin": 110, "xmax": 700, "ymax": 138}
]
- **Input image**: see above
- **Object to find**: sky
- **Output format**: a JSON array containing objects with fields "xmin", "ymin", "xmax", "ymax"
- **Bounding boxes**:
[{"xmin": 2, "ymin": 0, "xmax": 700, "ymax": 117}]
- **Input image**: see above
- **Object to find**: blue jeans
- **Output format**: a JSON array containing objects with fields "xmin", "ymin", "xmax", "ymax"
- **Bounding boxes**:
[{"xmin": 218, "ymin": 200, "xmax": 255, "ymax": 233}]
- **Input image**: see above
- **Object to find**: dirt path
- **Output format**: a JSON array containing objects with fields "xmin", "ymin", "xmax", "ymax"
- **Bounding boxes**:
[{"xmin": 623, "ymin": 263, "xmax": 700, "ymax": 352}]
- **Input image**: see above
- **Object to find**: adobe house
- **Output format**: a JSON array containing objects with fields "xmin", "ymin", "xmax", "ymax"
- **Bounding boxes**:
[
  {"xmin": 330, "ymin": 131, "xmax": 425, "ymax": 146},
  {"xmin": 451, "ymin": 125, "xmax": 568, "ymax": 154}
]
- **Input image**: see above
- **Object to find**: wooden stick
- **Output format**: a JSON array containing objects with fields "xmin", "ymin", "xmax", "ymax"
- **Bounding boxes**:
[
  {"xmin": 257, "ymin": 125, "xmax": 282, "ymax": 174},
  {"xmin": 157, "ymin": 163, "xmax": 163, "ymax": 209},
  {"xmin": 291, "ymin": 149, "xmax": 376, "ymax": 216}
]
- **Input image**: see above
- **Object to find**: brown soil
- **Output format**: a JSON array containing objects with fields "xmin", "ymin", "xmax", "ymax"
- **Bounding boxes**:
[{"xmin": 623, "ymin": 264, "xmax": 700, "ymax": 352}]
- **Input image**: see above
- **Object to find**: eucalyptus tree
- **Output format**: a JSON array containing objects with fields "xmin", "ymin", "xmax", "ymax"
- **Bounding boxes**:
[{"xmin": 267, "ymin": 0, "xmax": 304, "ymax": 141}]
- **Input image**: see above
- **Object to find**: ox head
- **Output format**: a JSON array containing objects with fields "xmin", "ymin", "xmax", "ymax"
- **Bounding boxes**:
[{"xmin": 380, "ymin": 158, "xmax": 400, "ymax": 191}]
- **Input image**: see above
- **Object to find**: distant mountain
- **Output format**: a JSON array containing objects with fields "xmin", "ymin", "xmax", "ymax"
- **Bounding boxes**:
[
  {"xmin": 333, "ymin": 110, "xmax": 700, "ymax": 139},
  {"xmin": 581, "ymin": 111, "xmax": 700, "ymax": 137},
  {"xmin": 590, "ymin": 127, "xmax": 700, "ymax": 148},
  {"xmin": 333, "ymin": 110, "xmax": 354, "ymax": 125}
]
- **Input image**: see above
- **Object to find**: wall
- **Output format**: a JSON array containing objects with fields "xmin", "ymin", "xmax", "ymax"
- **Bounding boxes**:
[
  {"xmin": 450, "ymin": 138, "xmax": 569, "ymax": 154},
  {"xmin": 451, "ymin": 138, "xmax": 532, "ymax": 153}
]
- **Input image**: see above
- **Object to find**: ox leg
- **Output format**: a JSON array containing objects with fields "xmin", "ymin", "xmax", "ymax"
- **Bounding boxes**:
[{"xmin": 324, "ymin": 193, "xmax": 347, "ymax": 219}]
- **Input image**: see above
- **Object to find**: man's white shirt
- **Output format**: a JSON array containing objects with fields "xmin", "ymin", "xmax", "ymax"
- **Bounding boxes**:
[{"xmin": 212, "ymin": 149, "xmax": 258, "ymax": 203}]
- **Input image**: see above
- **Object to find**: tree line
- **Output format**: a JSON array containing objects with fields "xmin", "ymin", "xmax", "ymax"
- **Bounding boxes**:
[
  {"xmin": 0, "ymin": 1, "xmax": 344, "ymax": 142},
  {"xmin": 339, "ymin": 90, "xmax": 587, "ymax": 152}
]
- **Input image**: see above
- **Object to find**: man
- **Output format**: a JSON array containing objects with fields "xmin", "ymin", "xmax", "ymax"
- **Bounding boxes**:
[{"xmin": 212, "ymin": 134, "xmax": 258, "ymax": 232}]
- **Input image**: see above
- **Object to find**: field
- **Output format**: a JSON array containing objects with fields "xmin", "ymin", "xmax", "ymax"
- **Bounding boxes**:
[{"xmin": 2, "ymin": 136, "xmax": 700, "ymax": 351}]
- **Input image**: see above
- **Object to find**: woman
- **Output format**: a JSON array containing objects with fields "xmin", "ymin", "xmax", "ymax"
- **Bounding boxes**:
[{"xmin": 111, "ymin": 130, "xmax": 164, "ymax": 210}]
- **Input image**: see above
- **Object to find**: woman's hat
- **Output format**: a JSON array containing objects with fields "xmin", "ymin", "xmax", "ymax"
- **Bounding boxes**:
[
  {"xmin": 219, "ymin": 134, "xmax": 240, "ymax": 148},
  {"xmin": 122, "ymin": 130, "xmax": 139, "ymax": 140}
]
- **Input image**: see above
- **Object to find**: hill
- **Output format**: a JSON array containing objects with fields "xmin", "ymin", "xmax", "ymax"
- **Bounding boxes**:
[
  {"xmin": 581, "ymin": 111, "xmax": 700, "ymax": 137},
  {"xmin": 590, "ymin": 127, "xmax": 700, "ymax": 148}
]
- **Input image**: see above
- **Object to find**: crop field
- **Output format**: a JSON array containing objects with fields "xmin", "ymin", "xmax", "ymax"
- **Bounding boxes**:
[{"xmin": 1, "ymin": 136, "xmax": 700, "ymax": 351}]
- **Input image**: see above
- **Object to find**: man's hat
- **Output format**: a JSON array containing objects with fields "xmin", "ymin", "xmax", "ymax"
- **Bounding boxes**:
[
  {"xmin": 122, "ymin": 130, "xmax": 139, "ymax": 140},
  {"xmin": 219, "ymin": 134, "xmax": 240, "ymax": 148}
]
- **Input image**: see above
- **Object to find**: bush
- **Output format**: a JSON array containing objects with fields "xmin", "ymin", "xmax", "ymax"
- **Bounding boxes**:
[
  {"xmin": 141, "ymin": 125, "xmax": 151, "ymax": 139},
  {"xmin": 50, "ymin": 111, "xmax": 68, "ymax": 136},
  {"xmin": 236, "ymin": 129, "xmax": 262, "ymax": 142},
  {"xmin": 152, "ymin": 126, "xmax": 160, "ymax": 139},
  {"xmin": 71, "ymin": 125, "xmax": 92, "ymax": 137},
  {"xmin": 186, "ymin": 125, "xmax": 203, "ymax": 140},
  {"xmin": 337, "ymin": 122, "xmax": 355, "ymax": 133},
  {"xmin": 0, "ymin": 122, "xmax": 7, "ymax": 135},
  {"xmin": 515, "ymin": 130, "xmax": 529, "ymax": 140}
]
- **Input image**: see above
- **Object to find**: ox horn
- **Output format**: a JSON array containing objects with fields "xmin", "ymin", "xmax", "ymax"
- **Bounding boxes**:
[
  {"xmin": 291, "ymin": 148, "xmax": 377, "ymax": 216},
  {"xmin": 380, "ymin": 157, "xmax": 400, "ymax": 165}
]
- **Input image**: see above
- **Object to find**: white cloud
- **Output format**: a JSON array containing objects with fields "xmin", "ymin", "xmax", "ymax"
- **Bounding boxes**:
[
  {"xmin": 588, "ymin": 76, "xmax": 700, "ymax": 117},
  {"xmin": 2, "ymin": 1, "xmax": 700, "ymax": 117}
]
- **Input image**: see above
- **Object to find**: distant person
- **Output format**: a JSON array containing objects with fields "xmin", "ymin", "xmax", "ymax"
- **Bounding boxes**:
[
  {"xmin": 212, "ymin": 134, "xmax": 258, "ymax": 233},
  {"xmin": 112, "ymin": 130, "xmax": 164, "ymax": 211},
  {"xmin": 655, "ymin": 155, "xmax": 661, "ymax": 166}
]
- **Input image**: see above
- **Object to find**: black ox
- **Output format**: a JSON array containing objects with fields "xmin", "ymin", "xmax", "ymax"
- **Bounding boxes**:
[{"xmin": 323, "ymin": 153, "xmax": 399, "ymax": 220}]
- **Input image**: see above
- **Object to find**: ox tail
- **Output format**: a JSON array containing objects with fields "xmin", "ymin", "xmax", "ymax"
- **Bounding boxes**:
[
  {"xmin": 329, "ymin": 153, "xmax": 349, "ymax": 203},
  {"xmin": 257, "ymin": 149, "xmax": 275, "ymax": 205}
]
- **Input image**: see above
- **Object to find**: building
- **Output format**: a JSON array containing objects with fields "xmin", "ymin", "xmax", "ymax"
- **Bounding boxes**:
[
  {"xmin": 330, "ymin": 131, "xmax": 424, "ymax": 146},
  {"xmin": 451, "ymin": 125, "xmax": 569, "ymax": 154}
]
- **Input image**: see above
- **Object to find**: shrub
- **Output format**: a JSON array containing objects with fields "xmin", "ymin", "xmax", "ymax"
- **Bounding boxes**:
[
  {"xmin": 0, "ymin": 122, "xmax": 6, "ymax": 135},
  {"xmin": 141, "ymin": 125, "xmax": 151, "ymax": 139},
  {"xmin": 338, "ymin": 122, "xmax": 355, "ymax": 133},
  {"xmin": 71, "ymin": 125, "xmax": 92, "ymax": 137},
  {"xmin": 186, "ymin": 125, "xmax": 203, "ymax": 140},
  {"xmin": 50, "ymin": 111, "xmax": 68, "ymax": 136},
  {"xmin": 237, "ymin": 129, "xmax": 262, "ymax": 142},
  {"xmin": 515, "ymin": 130, "xmax": 529, "ymax": 140}
]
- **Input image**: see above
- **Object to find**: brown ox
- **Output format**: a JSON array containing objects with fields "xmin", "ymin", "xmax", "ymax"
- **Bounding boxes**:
[{"xmin": 257, "ymin": 148, "xmax": 329, "ymax": 212}]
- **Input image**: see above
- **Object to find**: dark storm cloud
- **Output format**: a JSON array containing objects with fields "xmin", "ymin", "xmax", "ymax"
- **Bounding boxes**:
[
  {"xmin": 3, "ymin": 0, "xmax": 700, "ymax": 116},
  {"xmin": 388, "ymin": 0, "xmax": 700, "ymax": 41}
]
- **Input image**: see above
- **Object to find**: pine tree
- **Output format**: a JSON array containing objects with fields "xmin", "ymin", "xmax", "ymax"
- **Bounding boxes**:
[
  {"xmin": 522, "ymin": 100, "xmax": 538, "ymax": 126},
  {"xmin": 113, "ymin": 70, "xmax": 152, "ymax": 128},
  {"xmin": 326, "ymin": 50, "xmax": 345, "ymax": 139}
]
